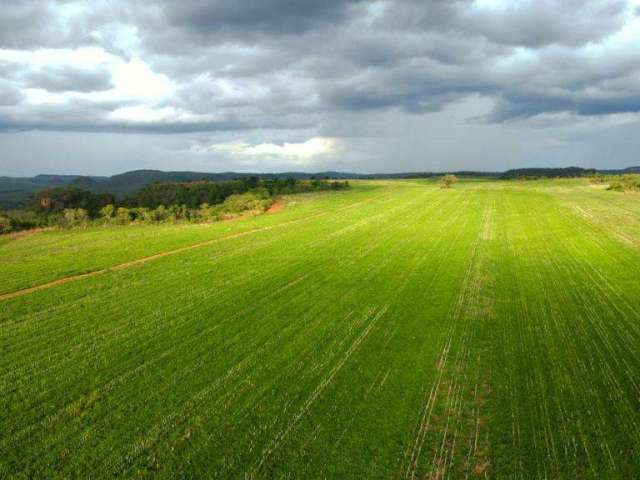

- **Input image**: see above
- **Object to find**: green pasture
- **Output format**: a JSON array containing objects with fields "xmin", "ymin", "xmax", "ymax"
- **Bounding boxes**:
[{"xmin": 1, "ymin": 179, "xmax": 639, "ymax": 478}]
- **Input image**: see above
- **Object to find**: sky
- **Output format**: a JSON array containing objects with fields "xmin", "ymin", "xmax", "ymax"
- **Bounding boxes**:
[{"xmin": 1, "ymin": 0, "xmax": 640, "ymax": 176}]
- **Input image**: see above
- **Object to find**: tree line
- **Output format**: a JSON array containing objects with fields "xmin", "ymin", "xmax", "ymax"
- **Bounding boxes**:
[{"xmin": 0, "ymin": 178, "xmax": 349, "ymax": 234}]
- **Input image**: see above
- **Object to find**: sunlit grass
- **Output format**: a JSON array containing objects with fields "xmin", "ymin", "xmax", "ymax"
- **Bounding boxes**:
[{"xmin": 1, "ymin": 179, "xmax": 639, "ymax": 478}]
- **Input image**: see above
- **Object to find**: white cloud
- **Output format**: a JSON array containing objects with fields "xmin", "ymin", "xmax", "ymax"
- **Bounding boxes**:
[
  {"xmin": 106, "ymin": 105, "xmax": 220, "ymax": 124},
  {"xmin": 0, "ymin": 46, "xmax": 112, "ymax": 67},
  {"xmin": 3, "ymin": 0, "xmax": 640, "ymax": 174},
  {"xmin": 192, "ymin": 137, "xmax": 340, "ymax": 164},
  {"xmin": 23, "ymin": 88, "xmax": 68, "ymax": 106},
  {"xmin": 0, "ymin": 47, "xmax": 175, "ymax": 115},
  {"xmin": 110, "ymin": 58, "xmax": 175, "ymax": 101}
]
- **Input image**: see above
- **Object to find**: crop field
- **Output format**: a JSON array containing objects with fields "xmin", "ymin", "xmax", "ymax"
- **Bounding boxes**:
[{"xmin": 2, "ymin": 179, "xmax": 640, "ymax": 478}]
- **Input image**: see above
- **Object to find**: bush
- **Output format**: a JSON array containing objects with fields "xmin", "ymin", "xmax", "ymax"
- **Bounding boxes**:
[
  {"xmin": 0, "ymin": 215, "xmax": 12, "ymax": 234},
  {"xmin": 222, "ymin": 192, "xmax": 273, "ymax": 215},
  {"xmin": 115, "ymin": 207, "xmax": 132, "ymax": 225},
  {"xmin": 100, "ymin": 204, "xmax": 116, "ymax": 221},
  {"xmin": 589, "ymin": 173, "xmax": 608, "ymax": 185},
  {"xmin": 608, "ymin": 175, "xmax": 640, "ymax": 192},
  {"xmin": 131, "ymin": 207, "xmax": 149, "ymax": 222},
  {"xmin": 440, "ymin": 174, "xmax": 458, "ymax": 189},
  {"xmin": 63, "ymin": 208, "xmax": 89, "ymax": 228},
  {"xmin": 148, "ymin": 205, "xmax": 168, "ymax": 223}
]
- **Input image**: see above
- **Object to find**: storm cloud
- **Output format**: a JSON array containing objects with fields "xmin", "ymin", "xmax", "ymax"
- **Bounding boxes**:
[{"xmin": 1, "ymin": 0, "xmax": 640, "ymax": 175}]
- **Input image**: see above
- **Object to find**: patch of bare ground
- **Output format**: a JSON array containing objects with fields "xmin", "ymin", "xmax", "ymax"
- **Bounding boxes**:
[
  {"xmin": 0, "ymin": 270, "xmax": 108, "ymax": 301},
  {"xmin": 473, "ymin": 460, "xmax": 490, "ymax": 476},
  {"xmin": 267, "ymin": 201, "xmax": 285, "ymax": 214}
]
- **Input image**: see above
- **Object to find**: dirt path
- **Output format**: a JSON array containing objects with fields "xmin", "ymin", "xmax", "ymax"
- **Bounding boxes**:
[
  {"xmin": 0, "ymin": 216, "xmax": 313, "ymax": 302},
  {"xmin": 3, "ymin": 227, "xmax": 54, "ymax": 241},
  {"xmin": 0, "ymin": 193, "xmax": 382, "ymax": 302}
]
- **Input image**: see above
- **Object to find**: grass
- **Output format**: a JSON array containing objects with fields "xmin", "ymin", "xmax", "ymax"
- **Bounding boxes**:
[{"xmin": 1, "ymin": 179, "xmax": 640, "ymax": 478}]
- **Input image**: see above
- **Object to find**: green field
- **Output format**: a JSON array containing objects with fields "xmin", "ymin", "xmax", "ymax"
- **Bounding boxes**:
[{"xmin": 2, "ymin": 179, "xmax": 640, "ymax": 478}]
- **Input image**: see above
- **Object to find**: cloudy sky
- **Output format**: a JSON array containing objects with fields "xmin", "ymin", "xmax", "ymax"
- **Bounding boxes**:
[{"xmin": 1, "ymin": 0, "xmax": 640, "ymax": 176}]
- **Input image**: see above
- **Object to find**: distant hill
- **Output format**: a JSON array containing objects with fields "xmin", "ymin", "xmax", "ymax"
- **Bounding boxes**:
[
  {"xmin": 500, "ymin": 167, "xmax": 596, "ymax": 179},
  {"xmin": 0, "ymin": 174, "xmax": 107, "ymax": 208},
  {"xmin": 0, "ymin": 170, "xmax": 345, "ymax": 207},
  {"xmin": 1, "ymin": 166, "xmax": 639, "ymax": 209},
  {"xmin": 70, "ymin": 170, "xmax": 357, "ymax": 199},
  {"xmin": 599, "ymin": 166, "xmax": 640, "ymax": 175},
  {"xmin": 499, "ymin": 166, "xmax": 640, "ymax": 179}
]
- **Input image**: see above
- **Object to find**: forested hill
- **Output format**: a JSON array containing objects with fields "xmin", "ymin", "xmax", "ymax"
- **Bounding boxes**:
[
  {"xmin": 0, "ymin": 169, "xmax": 413, "ymax": 207},
  {"xmin": 500, "ymin": 166, "xmax": 640, "ymax": 179},
  {"xmin": 2, "ymin": 166, "xmax": 639, "ymax": 208},
  {"xmin": 0, "ymin": 174, "xmax": 107, "ymax": 209},
  {"xmin": 1, "ymin": 170, "xmax": 341, "ymax": 207}
]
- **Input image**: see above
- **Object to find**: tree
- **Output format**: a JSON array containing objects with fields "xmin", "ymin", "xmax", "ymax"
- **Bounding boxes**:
[
  {"xmin": 440, "ymin": 174, "xmax": 458, "ymax": 189},
  {"xmin": 100, "ymin": 204, "xmax": 115, "ymax": 221},
  {"xmin": 35, "ymin": 187, "xmax": 114, "ymax": 216},
  {"xmin": 151, "ymin": 205, "xmax": 168, "ymax": 222},
  {"xmin": 63, "ymin": 208, "xmax": 88, "ymax": 227},
  {"xmin": 132, "ymin": 207, "xmax": 149, "ymax": 222},
  {"xmin": 116, "ymin": 207, "xmax": 131, "ymax": 225}
]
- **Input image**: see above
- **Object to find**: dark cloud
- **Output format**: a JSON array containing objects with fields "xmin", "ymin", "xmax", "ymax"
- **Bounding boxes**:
[
  {"xmin": 1, "ymin": 0, "xmax": 638, "ymax": 132},
  {"xmin": 465, "ymin": 0, "xmax": 628, "ymax": 48},
  {"xmin": 1, "ymin": 0, "xmax": 640, "ymax": 174},
  {"xmin": 489, "ymin": 91, "xmax": 640, "ymax": 122},
  {"xmin": 376, "ymin": 0, "xmax": 628, "ymax": 48},
  {"xmin": 161, "ymin": 0, "xmax": 365, "ymax": 36},
  {"xmin": 0, "ymin": 1, "xmax": 110, "ymax": 49},
  {"xmin": 0, "ymin": 1, "xmax": 57, "ymax": 48}
]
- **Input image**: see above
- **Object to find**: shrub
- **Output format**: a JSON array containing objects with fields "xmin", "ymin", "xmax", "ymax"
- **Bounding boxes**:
[
  {"xmin": 608, "ymin": 175, "xmax": 640, "ymax": 192},
  {"xmin": 100, "ymin": 204, "xmax": 116, "ymax": 221},
  {"xmin": 222, "ymin": 192, "xmax": 272, "ymax": 215},
  {"xmin": 0, "ymin": 215, "xmax": 12, "ymax": 234},
  {"xmin": 131, "ymin": 207, "xmax": 149, "ymax": 222},
  {"xmin": 589, "ymin": 173, "xmax": 608, "ymax": 185},
  {"xmin": 63, "ymin": 208, "xmax": 89, "ymax": 228},
  {"xmin": 115, "ymin": 207, "xmax": 132, "ymax": 225},
  {"xmin": 148, "ymin": 205, "xmax": 168, "ymax": 223},
  {"xmin": 440, "ymin": 174, "xmax": 458, "ymax": 189}
]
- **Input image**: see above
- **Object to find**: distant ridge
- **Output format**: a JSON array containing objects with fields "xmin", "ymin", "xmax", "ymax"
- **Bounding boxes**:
[
  {"xmin": 1, "ymin": 166, "xmax": 638, "ymax": 208},
  {"xmin": 500, "ymin": 166, "xmax": 640, "ymax": 179}
]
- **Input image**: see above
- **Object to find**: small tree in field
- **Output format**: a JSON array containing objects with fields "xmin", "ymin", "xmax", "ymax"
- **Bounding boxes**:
[{"xmin": 440, "ymin": 174, "xmax": 458, "ymax": 189}]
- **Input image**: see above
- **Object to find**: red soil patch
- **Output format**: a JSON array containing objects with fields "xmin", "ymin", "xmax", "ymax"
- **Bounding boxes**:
[
  {"xmin": 267, "ymin": 201, "xmax": 285, "ymax": 214},
  {"xmin": 473, "ymin": 461, "xmax": 490, "ymax": 476}
]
